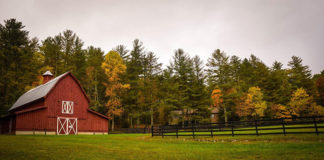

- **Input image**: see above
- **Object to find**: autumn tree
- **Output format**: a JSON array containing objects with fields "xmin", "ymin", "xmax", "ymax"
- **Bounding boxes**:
[
  {"xmin": 102, "ymin": 50, "xmax": 130, "ymax": 131},
  {"xmin": 268, "ymin": 104, "xmax": 291, "ymax": 119},
  {"xmin": 211, "ymin": 88, "xmax": 225, "ymax": 121},
  {"xmin": 236, "ymin": 87, "xmax": 267, "ymax": 120},
  {"xmin": 288, "ymin": 88, "xmax": 324, "ymax": 117}
]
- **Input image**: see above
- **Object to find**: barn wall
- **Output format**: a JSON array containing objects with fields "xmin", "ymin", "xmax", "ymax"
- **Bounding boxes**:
[
  {"xmin": 15, "ymin": 108, "xmax": 47, "ymax": 131},
  {"xmin": 46, "ymin": 75, "xmax": 89, "ymax": 131},
  {"xmin": 78, "ymin": 111, "xmax": 108, "ymax": 132}
]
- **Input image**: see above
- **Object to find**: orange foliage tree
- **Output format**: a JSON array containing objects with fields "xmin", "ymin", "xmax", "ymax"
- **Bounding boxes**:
[
  {"xmin": 236, "ymin": 87, "xmax": 267, "ymax": 120},
  {"xmin": 269, "ymin": 104, "xmax": 291, "ymax": 119},
  {"xmin": 102, "ymin": 50, "xmax": 130, "ymax": 131},
  {"xmin": 211, "ymin": 88, "xmax": 226, "ymax": 122}
]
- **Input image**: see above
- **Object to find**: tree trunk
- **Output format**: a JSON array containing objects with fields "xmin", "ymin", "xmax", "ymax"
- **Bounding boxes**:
[
  {"xmin": 182, "ymin": 109, "xmax": 185, "ymax": 128},
  {"xmin": 112, "ymin": 114, "xmax": 115, "ymax": 131},
  {"xmin": 224, "ymin": 107, "xmax": 228, "ymax": 124},
  {"xmin": 137, "ymin": 117, "xmax": 140, "ymax": 128},
  {"xmin": 150, "ymin": 107, "xmax": 154, "ymax": 126},
  {"xmin": 94, "ymin": 71, "xmax": 98, "ymax": 107},
  {"xmin": 130, "ymin": 116, "xmax": 133, "ymax": 128}
]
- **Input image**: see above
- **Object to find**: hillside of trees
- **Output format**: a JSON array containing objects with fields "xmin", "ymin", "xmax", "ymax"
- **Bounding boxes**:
[{"xmin": 1, "ymin": 19, "xmax": 324, "ymax": 129}]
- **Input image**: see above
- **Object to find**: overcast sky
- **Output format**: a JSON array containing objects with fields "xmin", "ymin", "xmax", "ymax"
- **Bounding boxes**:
[{"xmin": 0, "ymin": 0, "xmax": 323, "ymax": 74}]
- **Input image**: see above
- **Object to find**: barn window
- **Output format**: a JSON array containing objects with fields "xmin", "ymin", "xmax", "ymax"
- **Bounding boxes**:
[{"xmin": 62, "ymin": 101, "xmax": 74, "ymax": 114}]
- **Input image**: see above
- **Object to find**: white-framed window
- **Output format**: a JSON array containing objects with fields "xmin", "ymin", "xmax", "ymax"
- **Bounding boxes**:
[{"xmin": 62, "ymin": 101, "xmax": 74, "ymax": 114}]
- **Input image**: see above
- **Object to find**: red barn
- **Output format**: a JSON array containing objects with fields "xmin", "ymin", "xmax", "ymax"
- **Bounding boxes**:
[{"xmin": 0, "ymin": 71, "xmax": 109, "ymax": 135}]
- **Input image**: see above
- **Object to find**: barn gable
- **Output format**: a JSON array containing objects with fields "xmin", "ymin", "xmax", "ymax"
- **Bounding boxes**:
[{"xmin": 9, "ymin": 72, "xmax": 89, "ymax": 112}]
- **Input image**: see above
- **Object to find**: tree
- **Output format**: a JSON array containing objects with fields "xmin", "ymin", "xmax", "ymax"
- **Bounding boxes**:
[
  {"xmin": 102, "ymin": 50, "xmax": 130, "ymax": 131},
  {"xmin": 268, "ymin": 104, "xmax": 291, "ymax": 119},
  {"xmin": 141, "ymin": 52, "xmax": 162, "ymax": 126},
  {"xmin": 40, "ymin": 30, "xmax": 85, "ymax": 81},
  {"xmin": 314, "ymin": 71, "xmax": 324, "ymax": 106},
  {"xmin": 113, "ymin": 44, "xmax": 129, "ymax": 60},
  {"xmin": 84, "ymin": 46, "xmax": 105, "ymax": 112},
  {"xmin": 288, "ymin": 56, "xmax": 314, "ymax": 94},
  {"xmin": 263, "ymin": 61, "xmax": 291, "ymax": 105},
  {"xmin": 206, "ymin": 49, "xmax": 232, "ymax": 89},
  {"xmin": 287, "ymin": 88, "xmax": 323, "ymax": 117},
  {"xmin": 207, "ymin": 49, "xmax": 239, "ymax": 122},
  {"xmin": 236, "ymin": 87, "xmax": 267, "ymax": 120},
  {"xmin": 0, "ymin": 19, "xmax": 39, "ymax": 115},
  {"xmin": 123, "ymin": 39, "xmax": 145, "ymax": 128},
  {"xmin": 40, "ymin": 35, "xmax": 64, "ymax": 76},
  {"xmin": 190, "ymin": 55, "xmax": 209, "ymax": 123},
  {"xmin": 168, "ymin": 49, "xmax": 193, "ymax": 126},
  {"xmin": 211, "ymin": 88, "xmax": 224, "ymax": 120}
]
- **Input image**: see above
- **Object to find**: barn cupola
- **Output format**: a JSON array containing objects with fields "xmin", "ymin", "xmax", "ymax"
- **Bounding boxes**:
[{"xmin": 42, "ymin": 71, "xmax": 54, "ymax": 84}]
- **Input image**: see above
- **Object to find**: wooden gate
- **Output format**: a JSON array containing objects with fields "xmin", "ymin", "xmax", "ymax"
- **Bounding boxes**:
[{"xmin": 57, "ymin": 117, "xmax": 77, "ymax": 135}]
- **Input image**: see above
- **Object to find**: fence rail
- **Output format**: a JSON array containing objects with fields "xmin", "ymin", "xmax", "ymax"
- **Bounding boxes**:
[{"xmin": 151, "ymin": 116, "xmax": 324, "ymax": 138}]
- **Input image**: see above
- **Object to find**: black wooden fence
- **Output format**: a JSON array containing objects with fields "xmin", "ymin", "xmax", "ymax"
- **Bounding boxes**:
[
  {"xmin": 152, "ymin": 116, "xmax": 324, "ymax": 138},
  {"xmin": 110, "ymin": 127, "xmax": 151, "ymax": 134}
]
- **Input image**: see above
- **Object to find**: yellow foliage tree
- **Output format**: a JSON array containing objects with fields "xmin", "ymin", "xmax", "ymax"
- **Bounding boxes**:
[
  {"xmin": 288, "ymin": 88, "xmax": 324, "ymax": 117},
  {"xmin": 236, "ymin": 87, "xmax": 267, "ymax": 120},
  {"xmin": 102, "ymin": 50, "xmax": 130, "ymax": 131}
]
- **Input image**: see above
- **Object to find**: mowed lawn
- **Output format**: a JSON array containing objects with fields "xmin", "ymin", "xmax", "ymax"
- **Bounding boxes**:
[{"xmin": 1, "ymin": 134, "xmax": 324, "ymax": 160}]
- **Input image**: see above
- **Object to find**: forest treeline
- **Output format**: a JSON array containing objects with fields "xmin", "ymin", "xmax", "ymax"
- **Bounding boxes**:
[{"xmin": 1, "ymin": 19, "xmax": 324, "ymax": 129}]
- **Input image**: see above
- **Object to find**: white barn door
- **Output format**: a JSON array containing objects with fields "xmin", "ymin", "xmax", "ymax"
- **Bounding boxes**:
[{"xmin": 57, "ymin": 117, "xmax": 78, "ymax": 135}]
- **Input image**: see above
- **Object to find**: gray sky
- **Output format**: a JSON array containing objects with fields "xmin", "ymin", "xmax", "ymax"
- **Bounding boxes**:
[{"xmin": 0, "ymin": 0, "xmax": 323, "ymax": 74}]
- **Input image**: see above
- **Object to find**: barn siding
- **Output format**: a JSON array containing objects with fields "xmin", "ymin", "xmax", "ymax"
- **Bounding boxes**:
[
  {"xmin": 46, "ymin": 75, "xmax": 88, "ymax": 120},
  {"xmin": 15, "ymin": 109, "xmax": 47, "ymax": 131},
  {"xmin": 78, "ymin": 112, "xmax": 108, "ymax": 132}
]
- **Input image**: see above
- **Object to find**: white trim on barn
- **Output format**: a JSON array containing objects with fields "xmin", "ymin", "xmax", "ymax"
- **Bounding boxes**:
[
  {"xmin": 57, "ymin": 117, "xmax": 77, "ymax": 135},
  {"xmin": 62, "ymin": 101, "xmax": 74, "ymax": 114}
]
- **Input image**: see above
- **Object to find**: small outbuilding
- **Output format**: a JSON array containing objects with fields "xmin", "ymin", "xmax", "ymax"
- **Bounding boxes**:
[{"xmin": 0, "ymin": 71, "xmax": 109, "ymax": 135}]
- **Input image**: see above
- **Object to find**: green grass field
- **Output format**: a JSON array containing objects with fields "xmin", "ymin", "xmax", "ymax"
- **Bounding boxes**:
[{"xmin": 1, "ymin": 133, "xmax": 324, "ymax": 160}]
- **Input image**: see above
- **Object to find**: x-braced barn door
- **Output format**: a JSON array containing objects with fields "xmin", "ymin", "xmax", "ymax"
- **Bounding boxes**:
[{"xmin": 57, "ymin": 117, "xmax": 78, "ymax": 135}]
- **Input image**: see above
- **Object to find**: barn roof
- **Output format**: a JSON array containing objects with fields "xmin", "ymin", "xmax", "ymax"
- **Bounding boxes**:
[{"xmin": 9, "ymin": 72, "xmax": 89, "ymax": 111}]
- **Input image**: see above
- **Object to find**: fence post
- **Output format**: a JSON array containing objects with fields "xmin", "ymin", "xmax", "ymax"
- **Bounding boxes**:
[
  {"xmin": 211, "ymin": 124, "xmax": 213, "ymax": 138},
  {"xmin": 45, "ymin": 128, "xmax": 47, "ymax": 135},
  {"xmin": 176, "ymin": 125, "xmax": 179, "ymax": 138},
  {"xmin": 192, "ymin": 123, "xmax": 195, "ymax": 138},
  {"xmin": 33, "ymin": 128, "xmax": 35, "ymax": 135},
  {"xmin": 281, "ymin": 119, "xmax": 286, "ymax": 136},
  {"xmin": 255, "ymin": 119, "xmax": 259, "ymax": 136},
  {"xmin": 231, "ymin": 122, "xmax": 234, "ymax": 137},
  {"xmin": 161, "ymin": 126, "xmax": 164, "ymax": 138},
  {"xmin": 313, "ymin": 116, "xmax": 319, "ymax": 136},
  {"xmin": 151, "ymin": 126, "xmax": 154, "ymax": 137}
]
